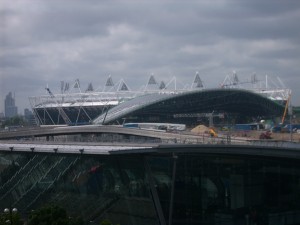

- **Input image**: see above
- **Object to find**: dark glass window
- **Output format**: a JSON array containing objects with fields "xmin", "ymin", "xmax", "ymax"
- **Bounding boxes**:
[
  {"xmin": 0, "ymin": 154, "xmax": 158, "ymax": 225},
  {"xmin": 1, "ymin": 151, "xmax": 300, "ymax": 225},
  {"xmin": 148, "ymin": 154, "xmax": 300, "ymax": 225}
]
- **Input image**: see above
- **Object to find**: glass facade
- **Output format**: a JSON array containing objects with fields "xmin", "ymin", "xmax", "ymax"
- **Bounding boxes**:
[
  {"xmin": 1, "ymin": 150, "xmax": 300, "ymax": 225},
  {"xmin": 150, "ymin": 154, "xmax": 300, "ymax": 225}
]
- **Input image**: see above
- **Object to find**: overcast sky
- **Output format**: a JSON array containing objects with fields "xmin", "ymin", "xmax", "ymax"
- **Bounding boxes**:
[{"xmin": 1, "ymin": 0, "xmax": 300, "ymax": 114}]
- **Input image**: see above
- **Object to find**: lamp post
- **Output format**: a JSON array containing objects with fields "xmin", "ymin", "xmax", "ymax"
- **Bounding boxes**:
[
  {"xmin": 3, "ymin": 208, "xmax": 18, "ymax": 225},
  {"xmin": 288, "ymin": 104, "xmax": 293, "ymax": 142}
]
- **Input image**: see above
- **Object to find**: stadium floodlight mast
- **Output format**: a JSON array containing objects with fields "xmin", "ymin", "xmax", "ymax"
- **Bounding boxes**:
[{"xmin": 3, "ymin": 207, "xmax": 18, "ymax": 225}]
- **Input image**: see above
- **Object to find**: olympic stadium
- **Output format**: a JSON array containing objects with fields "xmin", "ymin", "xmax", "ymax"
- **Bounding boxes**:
[{"xmin": 29, "ymin": 73, "xmax": 290, "ymax": 126}]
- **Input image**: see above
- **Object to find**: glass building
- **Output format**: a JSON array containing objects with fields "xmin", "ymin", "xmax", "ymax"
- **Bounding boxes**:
[
  {"xmin": 4, "ymin": 92, "xmax": 18, "ymax": 118},
  {"xmin": 1, "ymin": 146, "xmax": 300, "ymax": 225}
]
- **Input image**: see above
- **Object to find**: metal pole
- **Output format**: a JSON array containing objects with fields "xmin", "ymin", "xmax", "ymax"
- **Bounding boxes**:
[
  {"xmin": 168, "ymin": 153, "xmax": 178, "ymax": 225},
  {"xmin": 144, "ymin": 158, "xmax": 166, "ymax": 225},
  {"xmin": 10, "ymin": 209, "xmax": 12, "ymax": 225},
  {"xmin": 289, "ymin": 103, "xmax": 293, "ymax": 142},
  {"xmin": 290, "ymin": 113, "xmax": 293, "ymax": 142},
  {"xmin": 102, "ymin": 107, "xmax": 109, "ymax": 125}
]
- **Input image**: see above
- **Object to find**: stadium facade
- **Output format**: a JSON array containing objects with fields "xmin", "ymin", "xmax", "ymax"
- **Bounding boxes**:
[
  {"xmin": 1, "ymin": 144, "xmax": 300, "ymax": 225},
  {"xmin": 29, "ymin": 73, "xmax": 290, "ymax": 126}
]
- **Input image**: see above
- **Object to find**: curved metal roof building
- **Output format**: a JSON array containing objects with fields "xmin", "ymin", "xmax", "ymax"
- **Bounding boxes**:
[{"xmin": 93, "ymin": 88, "xmax": 285, "ymax": 125}]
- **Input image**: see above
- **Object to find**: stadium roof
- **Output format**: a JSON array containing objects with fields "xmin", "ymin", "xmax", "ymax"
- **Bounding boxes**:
[{"xmin": 93, "ymin": 88, "xmax": 285, "ymax": 125}]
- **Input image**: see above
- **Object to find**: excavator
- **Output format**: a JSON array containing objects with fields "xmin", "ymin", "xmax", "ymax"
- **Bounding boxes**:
[
  {"xmin": 209, "ymin": 128, "xmax": 218, "ymax": 137},
  {"xmin": 259, "ymin": 93, "xmax": 292, "ymax": 138}
]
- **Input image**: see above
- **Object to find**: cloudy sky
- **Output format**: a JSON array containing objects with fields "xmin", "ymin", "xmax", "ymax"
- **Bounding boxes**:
[{"xmin": 1, "ymin": 0, "xmax": 300, "ymax": 114}]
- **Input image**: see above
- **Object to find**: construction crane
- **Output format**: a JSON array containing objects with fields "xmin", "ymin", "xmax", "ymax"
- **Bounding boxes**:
[
  {"xmin": 281, "ymin": 93, "xmax": 291, "ymax": 124},
  {"xmin": 45, "ymin": 87, "xmax": 71, "ymax": 125}
]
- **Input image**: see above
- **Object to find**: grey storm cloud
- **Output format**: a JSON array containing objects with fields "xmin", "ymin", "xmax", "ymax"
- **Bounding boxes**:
[{"xmin": 1, "ymin": 0, "xmax": 300, "ymax": 113}]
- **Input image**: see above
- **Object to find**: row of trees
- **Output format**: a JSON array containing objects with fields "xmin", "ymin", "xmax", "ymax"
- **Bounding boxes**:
[
  {"xmin": 0, "ymin": 116, "xmax": 29, "ymax": 128},
  {"xmin": 0, "ymin": 205, "xmax": 118, "ymax": 225}
]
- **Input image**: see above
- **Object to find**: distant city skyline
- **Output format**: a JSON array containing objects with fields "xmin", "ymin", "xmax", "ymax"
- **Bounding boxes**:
[{"xmin": 1, "ymin": 91, "xmax": 34, "ymax": 117}]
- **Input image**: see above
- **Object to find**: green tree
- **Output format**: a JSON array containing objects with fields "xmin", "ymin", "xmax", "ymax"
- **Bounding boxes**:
[
  {"xmin": 0, "ymin": 209, "xmax": 22, "ymax": 225},
  {"xmin": 100, "ymin": 219, "xmax": 120, "ymax": 225},
  {"xmin": 1, "ymin": 116, "xmax": 27, "ymax": 128},
  {"xmin": 100, "ymin": 220, "xmax": 112, "ymax": 225},
  {"xmin": 28, "ymin": 205, "xmax": 83, "ymax": 225}
]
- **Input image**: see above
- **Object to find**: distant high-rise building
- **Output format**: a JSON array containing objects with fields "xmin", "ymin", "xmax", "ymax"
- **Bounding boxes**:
[
  {"xmin": 4, "ymin": 92, "xmax": 18, "ymax": 118},
  {"xmin": 24, "ymin": 108, "xmax": 32, "ymax": 118},
  {"xmin": 24, "ymin": 108, "xmax": 36, "ymax": 125}
]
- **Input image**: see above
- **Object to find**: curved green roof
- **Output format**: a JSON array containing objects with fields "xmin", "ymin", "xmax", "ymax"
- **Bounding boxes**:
[{"xmin": 93, "ymin": 89, "xmax": 285, "ymax": 125}]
